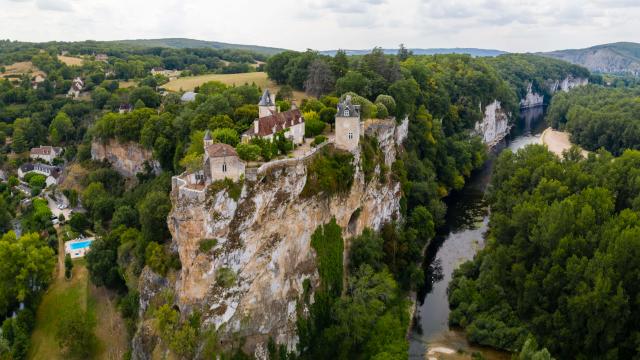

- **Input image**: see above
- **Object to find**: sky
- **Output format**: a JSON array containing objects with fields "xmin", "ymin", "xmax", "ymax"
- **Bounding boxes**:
[{"xmin": 1, "ymin": 0, "xmax": 639, "ymax": 53}]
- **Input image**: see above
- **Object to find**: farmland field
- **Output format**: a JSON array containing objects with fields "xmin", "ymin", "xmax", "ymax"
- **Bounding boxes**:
[
  {"xmin": 163, "ymin": 71, "xmax": 309, "ymax": 102},
  {"xmin": 58, "ymin": 55, "xmax": 84, "ymax": 66},
  {"xmin": 0, "ymin": 61, "xmax": 44, "ymax": 78}
]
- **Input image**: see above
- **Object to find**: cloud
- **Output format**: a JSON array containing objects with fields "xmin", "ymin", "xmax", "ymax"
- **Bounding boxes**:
[{"xmin": 35, "ymin": 0, "xmax": 73, "ymax": 11}]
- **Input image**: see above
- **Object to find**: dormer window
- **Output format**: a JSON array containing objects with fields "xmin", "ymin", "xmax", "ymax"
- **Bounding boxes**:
[
  {"xmin": 222, "ymin": 163, "xmax": 227, "ymax": 172},
  {"xmin": 344, "ymin": 109, "xmax": 350, "ymax": 117}
]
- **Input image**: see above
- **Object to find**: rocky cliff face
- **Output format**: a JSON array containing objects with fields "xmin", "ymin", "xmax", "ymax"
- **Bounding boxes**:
[
  {"xmin": 547, "ymin": 76, "xmax": 589, "ymax": 93},
  {"xmin": 91, "ymin": 139, "xmax": 161, "ymax": 178},
  {"xmin": 135, "ymin": 121, "xmax": 405, "ymax": 358},
  {"xmin": 474, "ymin": 100, "xmax": 511, "ymax": 147},
  {"xmin": 520, "ymin": 82, "xmax": 545, "ymax": 109}
]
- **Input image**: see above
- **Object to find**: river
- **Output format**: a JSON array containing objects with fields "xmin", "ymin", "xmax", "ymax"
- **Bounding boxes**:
[{"xmin": 408, "ymin": 106, "xmax": 546, "ymax": 360}]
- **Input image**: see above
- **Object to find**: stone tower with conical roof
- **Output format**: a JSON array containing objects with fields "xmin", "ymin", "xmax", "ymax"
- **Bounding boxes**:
[{"xmin": 258, "ymin": 89, "xmax": 276, "ymax": 118}]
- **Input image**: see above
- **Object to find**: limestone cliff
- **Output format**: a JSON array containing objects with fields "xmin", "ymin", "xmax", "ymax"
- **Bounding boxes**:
[
  {"xmin": 546, "ymin": 76, "xmax": 589, "ymax": 94},
  {"xmin": 520, "ymin": 82, "xmax": 545, "ymax": 109},
  {"xmin": 91, "ymin": 139, "xmax": 161, "ymax": 178},
  {"xmin": 135, "ymin": 120, "xmax": 407, "ymax": 358},
  {"xmin": 474, "ymin": 100, "xmax": 511, "ymax": 147}
]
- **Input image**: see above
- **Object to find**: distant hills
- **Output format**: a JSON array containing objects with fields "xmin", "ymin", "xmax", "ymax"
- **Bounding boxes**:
[
  {"xmin": 541, "ymin": 42, "xmax": 640, "ymax": 76},
  {"xmin": 111, "ymin": 38, "xmax": 287, "ymax": 55},
  {"xmin": 319, "ymin": 48, "xmax": 507, "ymax": 57}
]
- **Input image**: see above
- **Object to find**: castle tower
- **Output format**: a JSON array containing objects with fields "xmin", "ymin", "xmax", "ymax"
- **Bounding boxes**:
[
  {"xmin": 335, "ymin": 95, "xmax": 361, "ymax": 152},
  {"xmin": 203, "ymin": 130, "xmax": 213, "ymax": 148},
  {"xmin": 258, "ymin": 89, "xmax": 277, "ymax": 118}
]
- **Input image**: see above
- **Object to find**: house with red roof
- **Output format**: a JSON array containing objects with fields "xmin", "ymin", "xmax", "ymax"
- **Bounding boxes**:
[{"xmin": 241, "ymin": 89, "xmax": 305, "ymax": 145}]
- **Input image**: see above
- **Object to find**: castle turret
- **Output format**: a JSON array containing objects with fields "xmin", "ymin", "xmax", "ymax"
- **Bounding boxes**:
[
  {"xmin": 335, "ymin": 95, "xmax": 361, "ymax": 152},
  {"xmin": 203, "ymin": 130, "xmax": 213, "ymax": 148},
  {"xmin": 258, "ymin": 89, "xmax": 276, "ymax": 118}
]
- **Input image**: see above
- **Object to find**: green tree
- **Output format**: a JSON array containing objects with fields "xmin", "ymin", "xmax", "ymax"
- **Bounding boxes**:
[
  {"xmin": 137, "ymin": 191, "xmax": 171, "ymax": 243},
  {"xmin": 236, "ymin": 143, "xmax": 261, "ymax": 161},
  {"xmin": 49, "ymin": 112, "xmax": 74, "ymax": 144},
  {"xmin": 64, "ymin": 254, "xmax": 73, "ymax": 280},
  {"xmin": 335, "ymin": 71, "xmax": 370, "ymax": 98},
  {"xmin": 304, "ymin": 59, "xmax": 335, "ymax": 98},
  {"xmin": 55, "ymin": 307, "xmax": 97, "ymax": 359},
  {"xmin": 211, "ymin": 128, "xmax": 239, "ymax": 147}
]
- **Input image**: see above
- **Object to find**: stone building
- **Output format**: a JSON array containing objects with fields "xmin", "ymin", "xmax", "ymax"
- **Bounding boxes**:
[
  {"xmin": 30, "ymin": 145, "xmax": 63, "ymax": 163},
  {"xmin": 242, "ymin": 89, "xmax": 305, "ymax": 145},
  {"xmin": 67, "ymin": 77, "xmax": 83, "ymax": 98},
  {"xmin": 335, "ymin": 95, "xmax": 362, "ymax": 152},
  {"xmin": 203, "ymin": 131, "xmax": 245, "ymax": 183}
]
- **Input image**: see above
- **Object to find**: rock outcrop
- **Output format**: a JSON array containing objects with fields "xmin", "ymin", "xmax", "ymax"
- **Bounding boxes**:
[
  {"xmin": 547, "ymin": 76, "xmax": 589, "ymax": 93},
  {"xmin": 135, "ymin": 120, "xmax": 406, "ymax": 357},
  {"xmin": 520, "ymin": 83, "xmax": 545, "ymax": 109},
  {"xmin": 91, "ymin": 139, "xmax": 161, "ymax": 178},
  {"xmin": 474, "ymin": 100, "xmax": 511, "ymax": 147}
]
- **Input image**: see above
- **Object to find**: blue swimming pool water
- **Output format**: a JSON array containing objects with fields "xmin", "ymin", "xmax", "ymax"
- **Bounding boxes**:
[{"xmin": 70, "ymin": 240, "xmax": 92, "ymax": 250}]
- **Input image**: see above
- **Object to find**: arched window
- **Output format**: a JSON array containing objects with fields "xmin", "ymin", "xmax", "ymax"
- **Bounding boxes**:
[
  {"xmin": 344, "ymin": 109, "xmax": 350, "ymax": 117},
  {"xmin": 222, "ymin": 163, "xmax": 227, "ymax": 172},
  {"xmin": 348, "ymin": 132, "xmax": 353, "ymax": 140}
]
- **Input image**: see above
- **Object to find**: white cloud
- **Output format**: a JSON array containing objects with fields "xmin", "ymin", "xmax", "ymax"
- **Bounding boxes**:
[{"xmin": 0, "ymin": 0, "xmax": 638, "ymax": 52}]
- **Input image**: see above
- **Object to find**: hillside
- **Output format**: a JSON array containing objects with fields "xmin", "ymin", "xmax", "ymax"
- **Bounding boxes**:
[
  {"xmin": 111, "ymin": 38, "xmax": 287, "ymax": 55},
  {"xmin": 320, "ymin": 47, "xmax": 507, "ymax": 57},
  {"xmin": 541, "ymin": 42, "xmax": 640, "ymax": 75}
]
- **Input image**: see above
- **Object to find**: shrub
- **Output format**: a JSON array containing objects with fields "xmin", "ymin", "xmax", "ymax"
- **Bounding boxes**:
[
  {"xmin": 360, "ymin": 135, "xmax": 385, "ymax": 183},
  {"xmin": 199, "ymin": 238, "xmax": 218, "ymax": 253},
  {"xmin": 302, "ymin": 99, "xmax": 325, "ymax": 113},
  {"xmin": 375, "ymin": 94, "xmax": 396, "ymax": 115},
  {"xmin": 310, "ymin": 219, "xmax": 344, "ymax": 297},
  {"xmin": 211, "ymin": 128, "xmax": 239, "ymax": 147},
  {"xmin": 312, "ymin": 135, "xmax": 328, "ymax": 147},
  {"xmin": 304, "ymin": 111, "xmax": 326, "ymax": 138},
  {"xmin": 215, "ymin": 267, "xmax": 236, "ymax": 288},
  {"xmin": 236, "ymin": 143, "xmax": 262, "ymax": 161},
  {"xmin": 375, "ymin": 103, "xmax": 389, "ymax": 118},
  {"xmin": 208, "ymin": 178, "xmax": 243, "ymax": 201},
  {"xmin": 276, "ymin": 100, "xmax": 290, "ymax": 112}
]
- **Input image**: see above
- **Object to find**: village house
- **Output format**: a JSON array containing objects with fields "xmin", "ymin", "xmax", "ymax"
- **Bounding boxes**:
[
  {"xmin": 335, "ymin": 95, "xmax": 362, "ymax": 152},
  {"xmin": 203, "ymin": 131, "xmax": 245, "ymax": 183},
  {"xmin": 150, "ymin": 67, "xmax": 181, "ymax": 79},
  {"xmin": 31, "ymin": 74, "xmax": 45, "ymax": 89},
  {"xmin": 119, "ymin": 103, "xmax": 133, "ymax": 114},
  {"xmin": 241, "ymin": 89, "xmax": 305, "ymax": 145},
  {"xmin": 67, "ymin": 77, "xmax": 83, "ymax": 98},
  {"xmin": 30, "ymin": 145, "xmax": 63, "ymax": 163},
  {"xmin": 95, "ymin": 53, "xmax": 108, "ymax": 62},
  {"xmin": 18, "ymin": 163, "xmax": 62, "ymax": 186}
]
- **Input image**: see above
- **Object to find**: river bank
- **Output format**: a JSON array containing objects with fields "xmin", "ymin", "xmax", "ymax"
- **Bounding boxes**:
[{"xmin": 540, "ymin": 127, "xmax": 588, "ymax": 157}]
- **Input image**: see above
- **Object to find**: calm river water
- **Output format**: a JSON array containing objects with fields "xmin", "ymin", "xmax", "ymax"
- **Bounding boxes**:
[{"xmin": 408, "ymin": 106, "xmax": 546, "ymax": 360}]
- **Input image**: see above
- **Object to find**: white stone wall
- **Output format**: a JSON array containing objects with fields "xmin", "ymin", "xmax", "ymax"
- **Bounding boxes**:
[
  {"xmin": 335, "ymin": 116, "xmax": 361, "ymax": 152},
  {"xmin": 288, "ymin": 122, "xmax": 305, "ymax": 145},
  {"xmin": 209, "ymin": 156, "xmax": 245, "ymax": 182}
]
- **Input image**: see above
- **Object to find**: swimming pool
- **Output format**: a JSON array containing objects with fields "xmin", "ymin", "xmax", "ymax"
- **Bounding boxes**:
[{"xmin": 69, "ymin": 240, "xmax": 93, "ymax": 250}]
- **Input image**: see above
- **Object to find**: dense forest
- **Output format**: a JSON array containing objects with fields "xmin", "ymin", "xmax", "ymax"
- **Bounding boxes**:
[
  {"xmin": 0, "ymin": 38, "xmax": 597, "ymax": 358},
  {"xmin": 547, "ymin": 85, "xmax": 640, "ymax": 155},
  {"xmin": 449, "ymin": 145, "xmax": 640, "ymax": 358}
]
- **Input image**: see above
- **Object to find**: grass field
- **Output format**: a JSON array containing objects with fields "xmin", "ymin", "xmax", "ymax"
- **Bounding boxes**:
[
  {"xmin": 58, "ymin": 55, "xmax": 84, "ymax": 66},
  {"xmin": 29, "ymin": 235, "xmax": 128, "ymax": 359},
  {"xmin": 0, "ymin": 61, "xmax": 45, "ymax": 78},
  {"xmin": 163, "ymin": 71, "xmax": 309, "ymax": 102}
]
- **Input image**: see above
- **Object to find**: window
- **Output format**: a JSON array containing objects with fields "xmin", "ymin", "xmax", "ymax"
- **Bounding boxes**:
[
  {"xmin": 344, "ymin": 109, "xmax": 350, "ymax": 117},
  {"xmin": 222, "ymin": 163, "xmax": 227, "ymax": 172},
  {"xmin": 348, "ymin": 132, "xmax": 353, "ymax": 140}
]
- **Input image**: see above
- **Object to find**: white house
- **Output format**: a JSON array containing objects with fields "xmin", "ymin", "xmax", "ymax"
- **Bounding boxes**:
[
  {"xmin": 18, "ymin": 163, "xmax": 62, "ymax": 186},
  {"xmin": 241, "ymin": 89, "xmax": 305, "ymax": 145},
  {"xmin": 30, "ymin": 145, "xmax": 63, "ymax": 163},
  {"xmin": 335, "ymin": 95, "xmax": 362, "ymax": 152},
  {"xmin": 203, "ymin": 133, "xmax": 245, "ymax": 183},
  {"xmin": 67, "ymin": 77, "xmax": 83, "ymax": 98}
]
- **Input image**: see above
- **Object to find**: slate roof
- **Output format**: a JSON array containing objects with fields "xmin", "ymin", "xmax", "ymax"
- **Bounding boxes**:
[
  {"xmin": 20, "ymin": 163, "xmax": 61, "ymax": 178},
  {"xmin": 30, "ymin": 146, "xmax": 62, "ymax": 156},
  {"xmin": 181, "ymin": 91, "xmax": 197, "ymax": 102},
  {"xmin": 205, "ymin": 143, "xmax": 238, "ymax": 158},
  {"xmin": 244, "ymin": 109, "xmax": 304, "ymax": 137},
  {"xmin": 258, "ymin": 89, "xmax": 275, "ymax": 107},
  {"xmin": 337, "ymin": 95, "xmax": 361, "ymax": 118}
]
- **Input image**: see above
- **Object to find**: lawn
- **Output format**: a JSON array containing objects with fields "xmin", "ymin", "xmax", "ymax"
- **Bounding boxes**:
[
  {"xmin": 163, "ymin": 71, "xmax": 309, "ymax": 102},
  {"xmin": 29, "ymin": 249, "xmax": 128, "ymax": 359}
]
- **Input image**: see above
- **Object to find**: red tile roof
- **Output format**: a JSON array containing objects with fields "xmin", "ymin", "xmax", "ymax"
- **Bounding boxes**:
[
  {"xmin": 250, "ymin": 109, "xmax": 304, "ymax": 137},
  {"xmin": 30, "ymin": 146, "xmax": 61, "ymax": 156},
  {"xmin": 205, "ymin": 143, "xmax": 238, "ymax": 158}
]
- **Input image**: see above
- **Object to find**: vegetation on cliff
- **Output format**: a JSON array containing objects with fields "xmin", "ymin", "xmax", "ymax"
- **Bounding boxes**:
[{"xmin": 449, "ymin": 145, "xmax": 640, "ymax": 358}]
